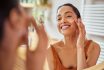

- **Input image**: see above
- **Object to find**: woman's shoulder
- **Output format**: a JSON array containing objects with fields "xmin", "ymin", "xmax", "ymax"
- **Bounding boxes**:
[
  {"xmin": 47, "ymin": 39, "xmax": 61, "ymax": 70},
  {"xmin": 87, "ymin": 40, "xmax": 100, "ymax": 49},
  {"xmin": 47, "ymin": 39, "xmax": 63, "ymax": 57},
  {"xmin": 49, "ymin": 39, "xmax": 63, "ymax": 48},
  {"xmin": 85, "ymin": 40, "xmax": 100, "ymax": 54}
]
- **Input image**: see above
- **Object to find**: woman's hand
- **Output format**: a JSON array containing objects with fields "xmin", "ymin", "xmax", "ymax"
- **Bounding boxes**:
[
  {"xmin": 26, "ymin": 17, "xmax": 48, "ymax": 70},
  {"xmin": 76, "ymin": 19, "xmax": 86, "ymax": 48}
]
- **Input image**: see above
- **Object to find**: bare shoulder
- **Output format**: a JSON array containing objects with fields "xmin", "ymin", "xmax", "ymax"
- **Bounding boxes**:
[
  {"xmin": 47, "ymin": 40, "xmax": 62, "ymax": 59},
  {"xmin": 46, "ymin": 40, "xmax": 63, "ymax": 70},
  {"xmin": 47, "ymin": 38, "xmax": 60, "ymax": 57},
  {"xmin": 50, "ymin": 39, "xmax": 63, "ymax": 46},
  {"xmin": 86, "ymin": 40, "xmax": 101, "ymax": 66},
  {"xmin": 88, "ymin": 40, "xmax": 100, "ymax": 53},
  {"xmin": 87, "ymin": 41, "xmax": 100, "ymax": 60}
]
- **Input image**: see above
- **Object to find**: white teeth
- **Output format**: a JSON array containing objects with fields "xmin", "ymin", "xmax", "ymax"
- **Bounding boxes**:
[{"xmin": 61, "ymin": 25, "xmax": 70, "ymax": 30}]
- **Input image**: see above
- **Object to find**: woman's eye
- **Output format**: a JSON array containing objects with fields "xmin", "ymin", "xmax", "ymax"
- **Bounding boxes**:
[
  {"xmin": 57, "ymin": 18, "xmax": 61, "ymax": 21},
  {"xmin": 67, "ymin": 16, "xmax": 71, "ymax": 18}
]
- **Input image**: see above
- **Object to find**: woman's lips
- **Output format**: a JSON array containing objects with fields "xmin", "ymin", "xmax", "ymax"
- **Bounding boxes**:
[{"xmin": 61, "ymin": 25, "xmax": 71, "ymax": 30}]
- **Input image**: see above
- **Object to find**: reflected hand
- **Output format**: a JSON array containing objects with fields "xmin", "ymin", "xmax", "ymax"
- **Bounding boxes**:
[{"xmin": 26, "ymin": 17, "xmax": 48, "ymax": 70}]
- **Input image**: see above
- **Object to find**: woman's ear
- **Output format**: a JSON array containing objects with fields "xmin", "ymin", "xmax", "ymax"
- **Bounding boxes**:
[{"xmin": 9, "ymin": 8, "xmax": 20, "ymax": 26}]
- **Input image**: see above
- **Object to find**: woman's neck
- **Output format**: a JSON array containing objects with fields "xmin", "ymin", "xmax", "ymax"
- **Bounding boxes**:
[{"xmin": 63, "ymin": 34, "xmax": 77, "ymax": 49}]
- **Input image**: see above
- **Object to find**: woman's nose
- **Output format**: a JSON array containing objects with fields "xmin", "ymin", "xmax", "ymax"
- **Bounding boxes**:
[{"xmin": 61, "ymin": 17, "xmax": 67, "ymax": 23}]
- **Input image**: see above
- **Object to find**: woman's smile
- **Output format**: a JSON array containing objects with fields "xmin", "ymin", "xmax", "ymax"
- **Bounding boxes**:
[{"xmin": 60, "ymin": 23, "xmax": 71, "ymax": 30}]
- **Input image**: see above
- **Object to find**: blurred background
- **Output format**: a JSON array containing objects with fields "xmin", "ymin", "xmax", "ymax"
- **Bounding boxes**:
[{"xmin": 19, "ymin": 0, "xmax": 104, "ymax": 66}]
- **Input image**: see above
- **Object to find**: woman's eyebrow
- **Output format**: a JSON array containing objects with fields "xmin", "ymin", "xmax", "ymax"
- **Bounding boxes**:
[
  {"xmin": 57, "ymin": 14, "xmax": 61, "ymax": 17},
  {"xmin": 65, "ymin": 11, "xmax": 73, "ymax": 14},
  {"xmin": 57, "ymin": 11, "xmax": 72, "ymax": 17}
]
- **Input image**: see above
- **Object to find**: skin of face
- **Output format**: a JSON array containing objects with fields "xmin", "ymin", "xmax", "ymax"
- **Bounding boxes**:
[
  {"xmin": 17, "ymin": 6, "xmax": 30, "ymax": 44},
  {"xmin": 3, "ymin": 6, "xmax": 29, "ymax": 45},
  {"xmin": 57, "ymin": 6, "xmax": 79, "ymax": 36}
]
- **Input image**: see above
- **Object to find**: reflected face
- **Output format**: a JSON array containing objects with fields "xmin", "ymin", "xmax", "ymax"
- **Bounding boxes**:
[
  {"xmin": 8, "ymin": 6, "xmax": 29, "ymax": 29},
  {"xmin": 57, "ymin": 6, "xmax": 78, "ymax": 36},
  {"xmin": 17, "ymin": 6, "xmax": 29, "ymax": 43},
  {"xmin": 17, "ymin": 6, "xmax": 29, "ymax": 27},
  {"xmin": 3, "ymin": 6, "xmax": 30, "ymax": 44}
]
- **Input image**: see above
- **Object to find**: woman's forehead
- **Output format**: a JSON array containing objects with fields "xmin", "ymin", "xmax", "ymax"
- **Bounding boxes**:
[
  {"xmin": 57, "ymin": 6, "xmax": 74, "ymax": 15},
  {"xmin": 57, "ymin": 6, "xmax": 74, "ymax": 17}
]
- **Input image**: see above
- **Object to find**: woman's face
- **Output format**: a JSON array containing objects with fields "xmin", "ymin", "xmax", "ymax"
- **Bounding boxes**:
[
  {"xmin": 3, "ymin": 6, "xmax": 29, "ymax": 44},
  {"xmin": 7, "ymin": 6, "xmax": 29, "ymax": 30},
  {"xmin": 57, "ymin": 6, "xmax": 78, "ymax": 36}
]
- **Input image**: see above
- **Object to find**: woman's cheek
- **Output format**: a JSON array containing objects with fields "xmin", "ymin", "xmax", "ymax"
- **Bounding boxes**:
[
  {"xmin": 67, "ymin": 17, "xmax": 74, "ymax": 22},
  {"xmin": 57, "ymin": 23, "xmax": 61, "ymax": 33},
  {"xmin": 69, "ymin": 18, "xmax": 78, "ymax": 30}
]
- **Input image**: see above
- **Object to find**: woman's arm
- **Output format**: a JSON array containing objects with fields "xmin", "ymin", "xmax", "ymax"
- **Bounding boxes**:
[
  {"xmin": 76, "ymin": 19, "xmax": 88, "ymax": 70},
  {"xmin": 0, "ymin": 37, "xmax": 19, "ymax": 70},
  {"xmin": 77, "ymin": 47, "xmax": 88, "ymax": 70},
  {"xmin": 86, "ymin": 42, "xmax": 100, "ymax": 67},
  {"xmin": 77, "ymin": 41, "xmax": 100, "ymax": 70},
  {"xmin": 76, "ymin": 19, "xmax": 100, "ymax": 70}
]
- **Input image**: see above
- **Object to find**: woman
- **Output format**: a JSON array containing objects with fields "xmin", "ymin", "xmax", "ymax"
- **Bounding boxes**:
[
  {"xmin": 47, "ymin": 3, "xmax": 100, "ymax": 70},
  {"xmin": 0, "ymin": 0, "xmax": 48, "ymax": 70}
]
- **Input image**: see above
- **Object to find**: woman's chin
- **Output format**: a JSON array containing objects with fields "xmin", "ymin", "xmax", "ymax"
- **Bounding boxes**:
[
  {"xmin": 61, "ymin": 31, "xmax": 72, "ymax": 36},
  {"xmin": 60, "ymin": 28, "xmax": 76, "ymax": 36}
]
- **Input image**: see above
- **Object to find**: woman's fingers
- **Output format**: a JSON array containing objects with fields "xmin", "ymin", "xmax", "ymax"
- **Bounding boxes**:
[
  {"xmin": 77, "ymin": 19, "xmax": 82, "ymax": 33},
  {"xmin": 31, "ymin": 17, "xmax": 48, "ymax": 41},
  {"xmin": 80, "ymin": 20, "xmax": 86, "ymax": 35},
  {"xmin": 28, "ymin": 17, "xmax": 48, "ymax": 53},
  {"xmin": 31, "ymin": 17, "xmax": 40, "ymax": 35},
  {"xmin": 74, "ymin": 18, "xmax": 86, "ymax": 47},
  {"xmin": 75, "ymin": 19, "xmax": 86, "ymax": 36}
]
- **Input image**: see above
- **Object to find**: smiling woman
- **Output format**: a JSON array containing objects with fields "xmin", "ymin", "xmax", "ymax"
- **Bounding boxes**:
[
  {"xmin": 56, "ymin": 4, "xmax": 80, "ymax": 36},
  {"xmin": 47, "ymin": 3, "xmax": 100, "ymax": 70}
]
